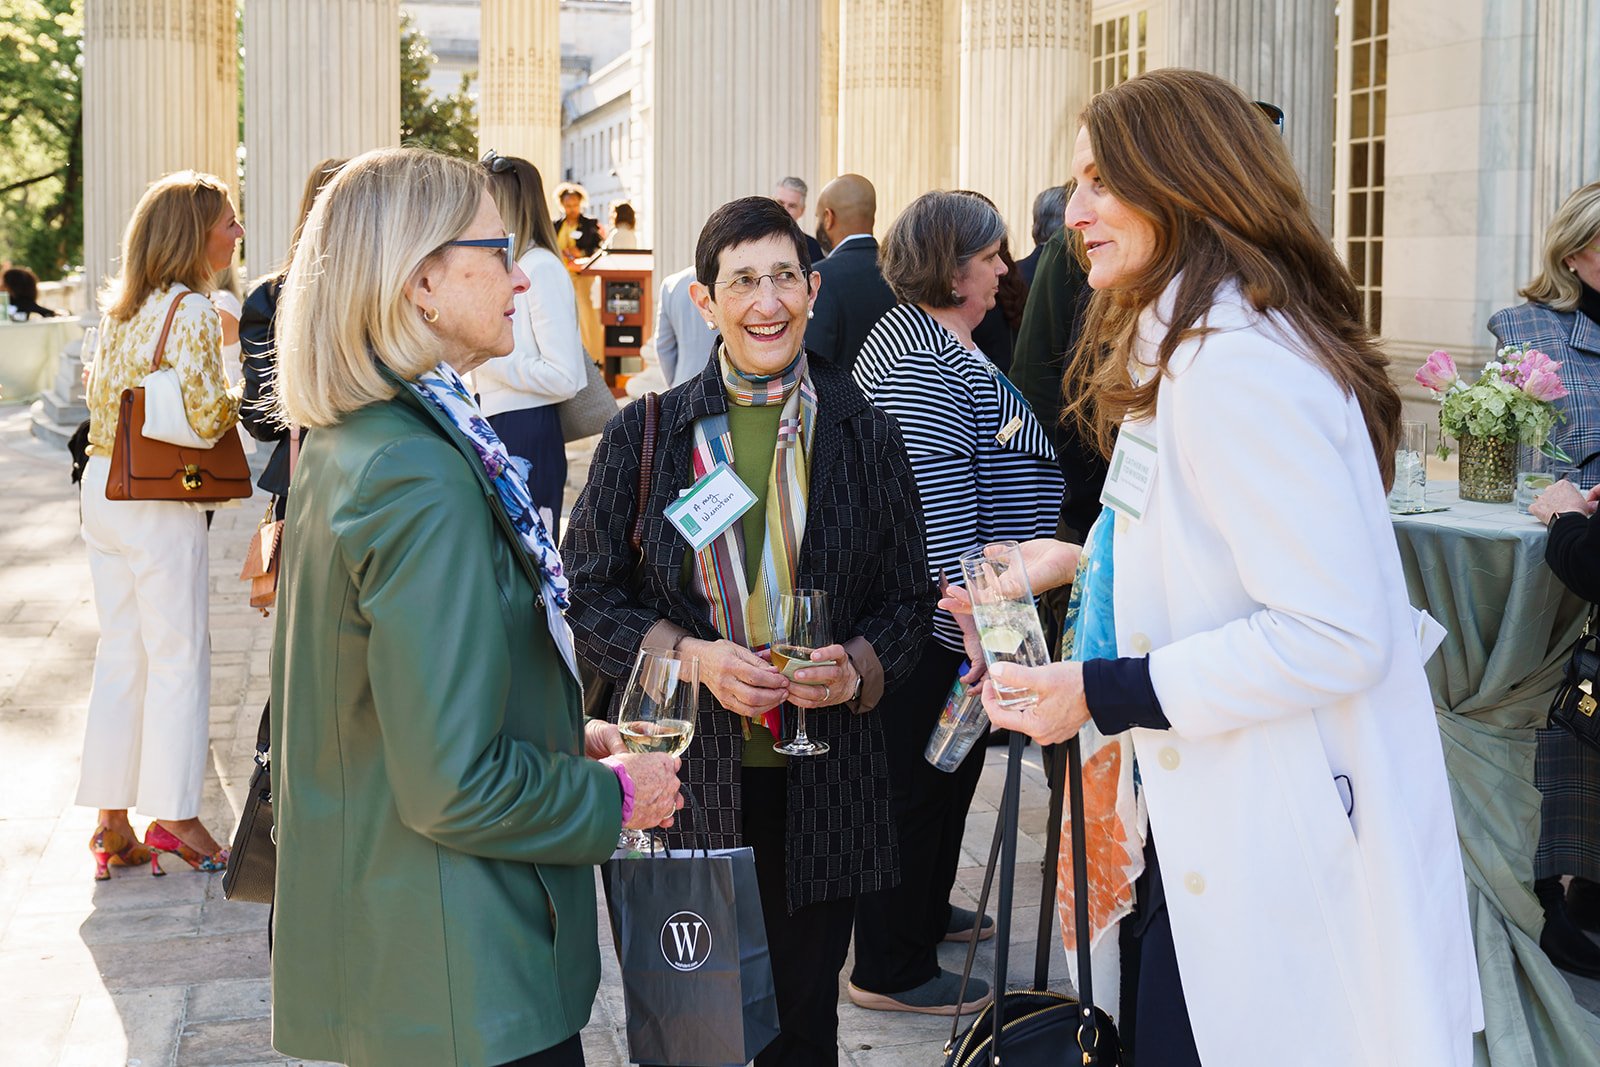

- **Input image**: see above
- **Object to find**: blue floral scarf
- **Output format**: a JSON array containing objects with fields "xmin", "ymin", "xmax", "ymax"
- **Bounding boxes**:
[{"xmin": 408, "ymin": 363, "xmax": 580, "ymax": 682}]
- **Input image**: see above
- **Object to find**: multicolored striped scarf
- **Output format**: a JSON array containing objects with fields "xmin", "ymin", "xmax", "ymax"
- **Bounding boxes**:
[{"xmin": 688, "ymin": 346, "xmax": 817, "ymax": 735}]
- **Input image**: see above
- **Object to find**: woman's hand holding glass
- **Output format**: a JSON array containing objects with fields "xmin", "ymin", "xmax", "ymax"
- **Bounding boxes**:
[
  {"xmin": 1530, "ymin": 478, "xmax": 1600, "ymax": 524},
  {"xmin": 784, "ymin": 644, "xmax": 859, "ymax": 709},
  {"xmin": 677, "ymin": 636, "xmax": 788, "ymax": 720},
  {"xmin": 980, "ymin": 661, "xmax": 1092, "ymax": 745}
]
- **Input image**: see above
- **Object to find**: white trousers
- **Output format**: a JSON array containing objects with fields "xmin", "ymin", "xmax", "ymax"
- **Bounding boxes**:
[{"xmin": 76, "ymin": 455, "xmax": 212, "ymax": 819}]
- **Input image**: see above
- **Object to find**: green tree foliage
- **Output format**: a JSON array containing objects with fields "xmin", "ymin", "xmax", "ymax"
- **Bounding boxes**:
[
  {"xmin": 0, "ymin": 0, "xmax": 83, "ymax": 281},
  {"xmin": 400, "ymin": 14, "xmax": 478, "ymax": 159}
]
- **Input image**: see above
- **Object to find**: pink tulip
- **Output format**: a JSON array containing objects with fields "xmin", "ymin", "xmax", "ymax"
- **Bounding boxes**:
[
  {"xmin": 1523, "ymin": 366, "xmax": 1567, "ymax": 402},
  {"xmin": 1518, "ymin": 348, "xmax": 1559, "ymax": 378},
  {"xmin": 1414, "ymin": 349, "xmax": 1459, "ymax": 393}
]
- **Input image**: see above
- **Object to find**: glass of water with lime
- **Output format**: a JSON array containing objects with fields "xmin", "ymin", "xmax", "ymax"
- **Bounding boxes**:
[{"xmin": 959, "ymin": 541, "xmax": 1051, "ymax": 710}]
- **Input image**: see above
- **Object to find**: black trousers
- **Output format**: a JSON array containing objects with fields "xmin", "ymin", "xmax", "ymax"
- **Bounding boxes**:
[
  {"xmin": 487, "ymin": 404, "xmax": 569, "ymax": 530},
  {"xmin": 850, "ymin": 643, "xmax": 982, "ymax": 993},
  {"xmin": 495, "ymin": 1031, "xmax": 584, "ymax": 1067},
  {"xmin": 1117, "ymin": 834, "xmax": 1201, "ymax": 1067},
  {"xmin": 743, "ymin": 767, "xmax": 856, "ymax": 1066}
]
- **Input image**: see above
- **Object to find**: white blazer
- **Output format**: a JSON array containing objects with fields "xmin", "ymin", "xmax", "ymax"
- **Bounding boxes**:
[
  {"xmin": 1114, "ymin": 281, "xmax": 1482, "ymax": 1065},
  {"xmin": 471, "ymin": 246, "xmax": 587, "ymax": 416}
]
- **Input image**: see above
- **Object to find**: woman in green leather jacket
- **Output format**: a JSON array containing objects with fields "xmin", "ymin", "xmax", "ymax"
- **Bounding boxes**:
[{"xmin": 267, "ymin": 147, "xmax": 682, "ymax": 1067}]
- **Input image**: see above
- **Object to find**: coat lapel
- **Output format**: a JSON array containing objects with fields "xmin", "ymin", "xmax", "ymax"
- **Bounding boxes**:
[{"xmin": 1571, "ymin": 310, "xmax": 1600, "ymax": 358}]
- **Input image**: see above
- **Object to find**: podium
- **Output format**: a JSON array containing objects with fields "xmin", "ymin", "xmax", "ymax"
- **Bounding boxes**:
[{"xmin": 582, "ymin": 249, "xmax": 654, "ymax": 392}]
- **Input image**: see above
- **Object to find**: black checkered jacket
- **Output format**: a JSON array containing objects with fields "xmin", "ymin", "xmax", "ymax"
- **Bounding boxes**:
[{"xmin": 562, "ymin": 354, "xmax": 935, "ymax": 912}]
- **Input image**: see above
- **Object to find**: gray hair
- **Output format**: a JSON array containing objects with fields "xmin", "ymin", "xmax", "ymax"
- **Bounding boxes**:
[
  {"xmin": 1031, "ymin": 185, "xmax": 1069, "ymax": 246},
  {"xmin": 880, "ymin": 190, "xmax": 1008, "ymax": 308},
  {"xmin": 775, "ymin": 176, "xmax": 808, "ymax": 198}
]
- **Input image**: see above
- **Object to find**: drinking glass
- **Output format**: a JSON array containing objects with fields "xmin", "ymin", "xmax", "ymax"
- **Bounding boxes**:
[
  {"xmin": 615, "ymin": 649, "xmax": 699, "ymax": 852},
  {"xmin": 1388, "ymin": 421, "xmax": 1428, "ymax": 513},
  {"xmin": 1516, "ymin": 445, "xmax": 1556, "ymax": 514},
  {"xmin": 959, "ymin": 542, "xmax": 1052, "ymax": 710},
  {"xmin": 770, "ymin": 589, "xmax": 832, "ymax": 756}
]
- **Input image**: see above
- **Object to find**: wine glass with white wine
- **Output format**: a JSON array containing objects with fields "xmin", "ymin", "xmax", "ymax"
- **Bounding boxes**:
[
  {"xmin": 770, "ymin": 589, "xmax": 832, "ymax": 757},
  {"xmin": 616, "ymin": 649, "xmax": 699, "ymax": 852}
]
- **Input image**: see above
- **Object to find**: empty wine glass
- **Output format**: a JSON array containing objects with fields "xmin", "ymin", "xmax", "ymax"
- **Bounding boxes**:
[
  {"xmin": 615, "ymin": 648, "xmax": 699, "ymax": 852},
  {"xmin": 770, "ymin": 589, "xmax": 831, "ymax": 757}
]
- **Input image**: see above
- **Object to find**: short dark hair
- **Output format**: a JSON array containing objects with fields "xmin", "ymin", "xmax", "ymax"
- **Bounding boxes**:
[
  {"xmin": 1031, "ymin": 185, "xmax": 1069, "ymax": 246},
  {"xmin": 3, "ymin": 266, "xmax": 40, "ymax": 306},
  {"xmin": 879, "ymin": 191, "xmax": 1007, "ymax": 308},
  {"xmin": 612, "ymin": 201, "xmax": 636, "ymax": 227},
  {"xmin": 694, "ymin": 196, "xmax": 812, "ymax": 295}
]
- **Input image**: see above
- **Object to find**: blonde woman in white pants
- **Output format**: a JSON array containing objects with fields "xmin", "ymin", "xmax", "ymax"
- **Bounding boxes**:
[{"xmin": 80, "ymin": 171, "xmax": 243, "ymax": 880}]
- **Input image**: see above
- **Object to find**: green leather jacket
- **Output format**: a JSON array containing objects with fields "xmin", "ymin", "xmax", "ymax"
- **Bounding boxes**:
[{"xmin": 269, "ymin": 383, "xmax": 622, "ymax": 1067}]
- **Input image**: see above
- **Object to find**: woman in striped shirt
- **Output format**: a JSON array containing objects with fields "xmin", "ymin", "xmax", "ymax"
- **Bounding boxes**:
[{"xmin": 849, "ymin": 190, "xmax": 1066, "ymax": 1015}]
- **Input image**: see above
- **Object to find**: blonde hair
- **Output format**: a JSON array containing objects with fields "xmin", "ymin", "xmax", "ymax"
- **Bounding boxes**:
[
  {"xmin": 1521, "ymin": 181, "xmax": 1600, "ymax": 311},
  {"xmin": 273, "ymin": 148, "xmax": 483, "ymax": 428},
  {"xmin": 1065, "ymin": 68, "xmax": 1401, "ymax": 488},
  {"xmin": 102, "ymin": 171, "xmax": 233, "ymax": 322}
]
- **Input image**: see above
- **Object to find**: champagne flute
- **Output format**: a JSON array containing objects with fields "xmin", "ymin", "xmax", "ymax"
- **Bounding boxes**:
[
  {"xmin": 771, "ymin": 589, "xmax": 832, "ymax": 757},
  {"xmin": 615, "ymin": 649, "xmax": 699, "ymax": 852}
]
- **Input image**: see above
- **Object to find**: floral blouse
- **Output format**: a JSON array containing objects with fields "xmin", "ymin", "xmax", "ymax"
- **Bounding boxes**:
[{"xmin": 87, "ymin": 284, "xmax": 241, "ymax": 456}]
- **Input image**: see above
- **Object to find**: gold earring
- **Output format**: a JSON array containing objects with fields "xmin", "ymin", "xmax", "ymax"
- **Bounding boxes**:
[{"xmin": 422, "ymin": 307, "xmax": 439, "ymax": 324}]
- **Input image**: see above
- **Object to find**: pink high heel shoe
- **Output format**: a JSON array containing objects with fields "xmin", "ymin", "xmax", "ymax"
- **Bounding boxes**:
[
  {"xmin": 144, "ymin": 823, "xmax": 228, "ymax": 875},
  {"xmin": 89, "ymin": 826, "xmax": 152, "ymax": 881}
]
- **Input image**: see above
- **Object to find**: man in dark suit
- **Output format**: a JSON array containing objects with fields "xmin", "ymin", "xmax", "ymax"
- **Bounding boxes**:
[
  {"xmin": 1014, "ymin": 184, "xmax": 1068, "ymax": 284},
  {"xmin": 807, "ymin": 174, "xmax": 896, "ymax": 374}
]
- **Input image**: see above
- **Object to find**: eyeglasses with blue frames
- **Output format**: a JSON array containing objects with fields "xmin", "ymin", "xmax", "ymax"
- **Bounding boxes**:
[
  {"xmin": 714, "ymin": 267, "xmax": 810, "ymax": 298},
  {"xmin": 446, "ymin": 233, "xmax": 516, "ymax": 272}
]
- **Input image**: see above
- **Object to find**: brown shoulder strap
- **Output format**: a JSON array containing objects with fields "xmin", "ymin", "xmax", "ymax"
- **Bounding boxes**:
[
  {"xmin": 629, "ymin": 392, "xmax": 661, "ymax": 555},
  {"xmin": 149, "ymin": 290, "xmax": 193, "ymax": 373}
]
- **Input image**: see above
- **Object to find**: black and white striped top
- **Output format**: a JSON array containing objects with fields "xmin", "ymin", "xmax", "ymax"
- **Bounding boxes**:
[{"xmin": 854, "ymin": 303, "xmax": 1066, "ymax": 653}]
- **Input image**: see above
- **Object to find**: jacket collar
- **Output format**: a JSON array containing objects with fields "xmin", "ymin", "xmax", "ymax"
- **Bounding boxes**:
[
  {"xmin": 667, "ymin": 344, "xmax": 867, "ymax": 439},
  {"xmin": 827, "ymin": 234, "xmax": 877, "ymax": 257},
  {"xmin": 379, "ymin": 367, "xmax": 546, "ymax": 594},
  {"xmin": 1571, "ymin": 306, "xmax": 1600, "ymax": 357}
]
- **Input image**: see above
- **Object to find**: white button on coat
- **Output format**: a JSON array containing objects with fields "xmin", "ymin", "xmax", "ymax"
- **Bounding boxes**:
[
  {"xmin": 1158, "ymin": 746, "xmax": 1181, "ymax": 771},
  {"xmin": 1184, "ymin": 872, "xmax": 1206, "ymax": 895},
  {"xmin": 1129, "ymin": 632, "xmax": 1152, "ymax": 655}
]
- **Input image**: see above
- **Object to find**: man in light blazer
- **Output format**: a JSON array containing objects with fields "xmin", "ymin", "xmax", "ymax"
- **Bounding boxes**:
[{"xmin": 808, "ymin": 174, "xmax": 897, "ymax": 375}]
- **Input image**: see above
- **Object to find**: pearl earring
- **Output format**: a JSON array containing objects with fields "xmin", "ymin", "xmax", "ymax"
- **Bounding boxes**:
[
  {"xmin": 807, "ymin": 308, "xmax": 815, "ymax": 319},
  {"xmin": 705, "ymin": 319, "xmax": 716, "ymax": 330}
]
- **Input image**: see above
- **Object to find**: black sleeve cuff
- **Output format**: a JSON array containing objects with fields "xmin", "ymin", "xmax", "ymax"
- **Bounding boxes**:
[{"xmin": 1083, "ymin": 656, "xmax": 1171, "ymax": 735}]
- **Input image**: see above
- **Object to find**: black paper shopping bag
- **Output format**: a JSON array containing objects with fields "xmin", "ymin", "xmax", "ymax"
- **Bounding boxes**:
[{"xmin": 604, "ymin": 843, "xmax": 778, "ymax": 1066}]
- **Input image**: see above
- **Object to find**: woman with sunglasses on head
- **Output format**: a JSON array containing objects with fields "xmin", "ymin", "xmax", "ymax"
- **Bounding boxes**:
[
  {"xmin": 475, "ymin": 152, "xmax": 590, "ymax": 528},
  {"xmin": 267, "ymin": 147, "xmax": 682, "ymax": 1067}
]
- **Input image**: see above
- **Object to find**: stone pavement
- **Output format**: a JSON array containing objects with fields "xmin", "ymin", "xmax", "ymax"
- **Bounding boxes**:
[
  {"xmin": 5, "ymin": 397, "xmax": 1596, "ymax": 1067},
  {"xmin": 0, "ymin": 402, "xmax": 1066, "ymax": 1067}
]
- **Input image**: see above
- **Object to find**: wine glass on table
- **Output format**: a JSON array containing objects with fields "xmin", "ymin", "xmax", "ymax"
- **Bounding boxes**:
[
  {"xmin": 770, "ymin": 589, "xmax": 832, "ymax": 757},
  {"xmin": 616, "ymin": 649, "xmax": 699, "ymax": 852}
]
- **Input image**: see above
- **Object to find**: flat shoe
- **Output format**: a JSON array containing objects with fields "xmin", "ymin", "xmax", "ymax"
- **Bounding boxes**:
[
  {"xmin": 847, "ymin": 970, "xmax": 992, "ymax": 1016},
  {"xmin": 944, "ymin": 904, "xmax": 995, "ymax": 943}
]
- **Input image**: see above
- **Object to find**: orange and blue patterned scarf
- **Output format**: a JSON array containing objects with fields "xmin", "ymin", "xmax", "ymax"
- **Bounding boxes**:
[{"xmin": 687, "ymin": 346, "xmax": 816, "ymax": 735}]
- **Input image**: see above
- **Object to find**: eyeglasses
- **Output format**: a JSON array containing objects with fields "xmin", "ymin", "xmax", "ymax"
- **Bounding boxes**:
[
  {"xmin": 714, "ymin": 269, "xmax": 808, "ymax": 298},
  {"xmin": 446, "ymin": 234, "xmax": 516, "ymax": 272}
]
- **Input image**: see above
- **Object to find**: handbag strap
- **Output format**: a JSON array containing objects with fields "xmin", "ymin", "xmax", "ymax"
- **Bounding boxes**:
[
  {"xmin": 148, "ymin": 289, "xmax": 195, "ymax": 374},
  {"xmin": 629, "ymin": 392, "xmax": 661, "ymax": 555}
]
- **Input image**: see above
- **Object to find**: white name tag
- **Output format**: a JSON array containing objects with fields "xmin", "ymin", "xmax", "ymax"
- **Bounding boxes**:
[
  {"xmin": 1100, "ymin": 427, "xmax": 1157, "ymax": 522},
  {"xmin": 665, "ymin": 462, "xmax": 758, "ymax": 552}
]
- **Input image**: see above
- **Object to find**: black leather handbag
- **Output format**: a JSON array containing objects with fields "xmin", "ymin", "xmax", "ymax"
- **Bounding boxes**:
[
  {"xmin": 1550, "ymin": 609, "xmax": 1600, "ymax": 753},
  {"xmin": 943, "ymin": 733, "xmax": 1121, "ymax": 1067},
  {"xmin": 222, "ymin": 701, "xmax": 276, "ymax": 904}
]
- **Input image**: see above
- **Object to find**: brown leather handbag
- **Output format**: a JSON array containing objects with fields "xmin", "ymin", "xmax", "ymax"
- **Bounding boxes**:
[
  {"xmin": 104, "ymin": 293, "xmax": 253, "ymax": 503},
  {"xmin": 237, "ymin": 430, "xmax": 298, "ymax": 616}
]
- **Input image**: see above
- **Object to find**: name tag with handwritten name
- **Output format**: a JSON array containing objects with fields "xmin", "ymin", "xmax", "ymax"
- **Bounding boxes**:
[{"xmin": 665, "ymin": 462, "xmax": 757, "ymax": 552}]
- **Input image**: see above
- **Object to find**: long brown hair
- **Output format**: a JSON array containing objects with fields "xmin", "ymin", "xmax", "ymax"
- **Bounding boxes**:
[
  {"xmin": 483, "ymin": 153, "xmax": 561, "ymax": 261},
  {"xmin": 1064, "ymin": 69, "xmax": 1401, "ymax": 488},
  {"xmin": 278, "ymin": 157, "xmax": 346, "ymax": 279},
  {"xmin": 101, "ymin": 171, "xmax": 233, "ymax": 322}
]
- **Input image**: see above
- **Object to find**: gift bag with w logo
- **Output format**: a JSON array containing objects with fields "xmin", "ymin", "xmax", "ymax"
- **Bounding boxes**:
[{"xmin": 604, "ymin": 839, "xmax": 778, "ymax": 1066}]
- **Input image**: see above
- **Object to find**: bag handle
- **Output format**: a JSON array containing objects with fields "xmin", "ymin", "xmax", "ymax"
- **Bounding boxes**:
[
  {"xmin": 149, "ymin": 289, "xmax": 195, "ymax": 374},
  {"xmin": 630, "ymin": 392, "xmax": 661, "ymax": 555},
  {"xmin": 644, "ymin": 783, "xmax": 711, "ymax": 858}
]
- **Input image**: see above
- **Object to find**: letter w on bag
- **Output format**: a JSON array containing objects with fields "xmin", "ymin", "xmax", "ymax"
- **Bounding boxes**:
[{"xmin": 661, "ymin": 910, "xmax": 712, "ymax": 971}]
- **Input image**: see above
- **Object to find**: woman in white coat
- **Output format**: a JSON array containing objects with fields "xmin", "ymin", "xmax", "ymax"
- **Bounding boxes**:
[
  {"xmin": 475, "ymin": 152, "xmax": 589, "ymax": 528},
  {"xmin": 949, "ymin": 69, "xmax": 1481, "ymax": 1065}
]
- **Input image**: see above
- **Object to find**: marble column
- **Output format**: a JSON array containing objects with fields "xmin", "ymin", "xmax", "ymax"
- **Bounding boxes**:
[
  {"xmin": 956, "ymin": 0, "xmax": 1091, "ymax": 258},
  {"xmin": 818, "ymin": 0, "xmax": 840, "ymax": 186},
  {"xmin": 1162, "ymin": 0, "xmax": 1336, "ymax": 232},
  {"xmin": 243, "ymin": 0, "xmax": 400, "ymax": 281},
  {"xmin": 33, "ymin": 0, "xmax": 237, "ymax": 445},
  {"xmin": 479, "ymin": 0, "xmax": 562, "ymax": 187},
  {"xmin": 1382, "ymin": 0, "xmax": 1537, "ymax": 402},
  {"xmin": 650, "ymin": 0, "xmax": 826, "ymax": 276},
  {"xmin": 1530, "ymin": 0, "xmax": 1600, "ymax": 247},
  {"xmin": 836, "ymin": 0, "xmax": 950, "ymax": 234}
]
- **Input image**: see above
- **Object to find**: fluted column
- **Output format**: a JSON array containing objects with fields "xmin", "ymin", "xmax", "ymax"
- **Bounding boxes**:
[
  {"xmin": 1162, "ymin": 0, "xmax": 1335, "ymax": 232},
  {"xmin": 479, "ymin": 0, "xmax": 561, "ymax": 186},
  {"xmin": 956, "ymin": 0, "xmax": 1091, "ymax": 257},
  {"xmin": 818, "ymin": 0, "xmax": 840, "ymax": 185},
  {"xmin": 837, "ymin": 0, "xmax": 949, "ymax": 233},
  {"xmin": 33, "ymin": 0, "xmax": 236, "ymax": 445},
  {"xmin": 84, "ymin": 0, "xmax": 237, "ymax": 297},
  {"xmin": 1530, "ymin": 0, "xmax": 1600, "ymax": 246},
  {"xmin": 651, "ymin": 0, "xmax": 825, "ymax": 276},
  {"xmin": 243, "ymin": 0, "xmax": 399, "ymax": 280}
]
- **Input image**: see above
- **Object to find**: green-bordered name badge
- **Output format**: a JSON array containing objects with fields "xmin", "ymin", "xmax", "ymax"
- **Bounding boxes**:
[
  {"xmin": 665, "ymin": 462, "xmax": 758, "ymax": 552},
  {"xmin": 1100, "ymin": 426, "xmax": 1157, "ymax": 522}
]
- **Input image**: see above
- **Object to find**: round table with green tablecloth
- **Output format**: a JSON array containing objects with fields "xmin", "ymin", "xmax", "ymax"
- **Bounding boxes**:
[{"xmin": 1392, "ymin": 481, "xmax": 1600, "ymax": 1063}]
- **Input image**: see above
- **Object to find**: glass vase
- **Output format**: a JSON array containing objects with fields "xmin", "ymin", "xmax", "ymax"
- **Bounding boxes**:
[{"xmin": 1458, "ymin": 433, "xmax": 1517, "ymax": 503}]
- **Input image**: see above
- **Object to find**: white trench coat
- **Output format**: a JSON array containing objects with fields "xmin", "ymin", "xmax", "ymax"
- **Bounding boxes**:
[{"xmin": 1112, "ymin": 282, "xmax": 1483, "ymax": 1065}]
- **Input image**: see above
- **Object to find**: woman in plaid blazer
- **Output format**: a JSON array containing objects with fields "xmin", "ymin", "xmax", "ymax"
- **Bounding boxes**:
[{"xmin": 562, "ymin": 196, "xmax": 935, "ymax": 1066}]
